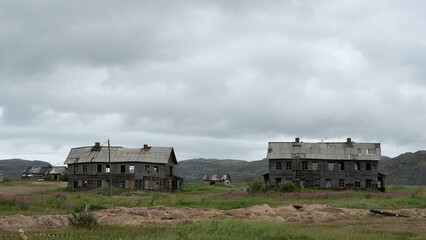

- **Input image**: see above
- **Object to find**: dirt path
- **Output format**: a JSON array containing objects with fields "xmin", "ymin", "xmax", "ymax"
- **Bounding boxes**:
[{"xmin": 1, "ymin": 204, "xmax": 425, "ymax": 232}]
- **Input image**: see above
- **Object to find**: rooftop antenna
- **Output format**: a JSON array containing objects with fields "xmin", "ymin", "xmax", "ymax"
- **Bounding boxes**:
[{"xmin": 321, "ymin": 137, "xmax": 327, "ymax": 142}]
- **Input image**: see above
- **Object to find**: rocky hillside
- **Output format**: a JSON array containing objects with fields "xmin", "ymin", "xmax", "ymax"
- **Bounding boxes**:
[
  {"xmin": 379, "ymin": 151, "xmax": 426, "ymax": 186},
  {"xmin": 0, "ymin": 159, "xmax": 50, "ymax": 179}
]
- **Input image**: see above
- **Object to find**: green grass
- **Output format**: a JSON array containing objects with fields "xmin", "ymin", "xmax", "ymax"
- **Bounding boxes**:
[{"xmin": 2, "ymin": 220, "xmax": 423, "ymax": 240}]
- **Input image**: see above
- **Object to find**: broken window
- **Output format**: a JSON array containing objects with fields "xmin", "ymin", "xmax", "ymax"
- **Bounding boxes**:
[
  {"xmin": 154, "ymin": 165, "xmax": 159, "ymax": 173},
  {"xmin": 82, "ymin": 180, "xmax": 87, "ymax": 188},
  {"xmin": 301, "ymin": 161, "xmax": 307, "ymax": 170},
  {"xmin": 312, "ymin": 162, "xmax": 318, "ymax": 171},
  {"xmin": 366, "ymin": 180, "xmax": 371, "ymax": 188},
  {"xmin": 314, "ymin": 179, "xmax": 320, "ymax": 188},
  {"xmin": 366, "ymin": 163, "xmax": 371, "ymax": 171},
  {"xmin": 129, "ymin": 165, "xmax": 135, "ymax": 173},
  {"xmin": 357, "ymin": 148, "xmax": 362, "ymax": 154},
  {"xmin": 145, "ymin": 165, "xmax": 151, "ymax": 173},
  {"xmin": 97, "ymin": 165, "xmax": 102, "ymax": 173},
  {"xmin": 338, "ymin": 162, "xmax": 345, "ymax": 171},
  {"xmin": 120, "ymin": 181, "xmax": 125, "ymax": 189},
  {"xmin": 73, "ymin": 181, "xmax": 78, "ymax": 188},
  {"xmin": 276, "ymin": 161, "xmax": 282, "ymax": 170},
  {"xmin": 83, "ymin": 165, "xmax": 87, "ymax": 173},
  {"xmin": 328, "ymin": 163, "xmax": 334, "ymax": 171},
  {"xmin": 96, "ymin": 180, "xmax": 102, "ymax": 188},
  {"xmin": 326, "ymin": 179, "xmax": 332, "ymax": 188},
  {"xmin": 339, "ymin": 179, "xmax": 345, "ymax": 188},
  {"xmin": 286, "ymin": 161, "xmax": 292, "ymax": 170},
  {"xmin": 121, "ymin": 165, "xmax": 126, "ymax": 173},
  {"xmin": 106, "ymin": 165, "xmax": 110, "ymax": 173},
  {"xmin": 354, "ymin": 162, "xmax": 360, "ymax": 171},
  {"xmin": 367, "ymin": 149, "xmax": 376, "ymax": 154},
  {"xmin": 355, "ymin": 180, "xmax": 360, "ymax": 188},
  {"xmin": 73, "ymin": 166, "xmax": 78, "ymax": 174}
]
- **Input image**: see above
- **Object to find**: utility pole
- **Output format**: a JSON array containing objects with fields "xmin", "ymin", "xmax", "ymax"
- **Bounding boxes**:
[{"xmin": 108, "ymin": 139, "xmax": 112, "ymax": 197}]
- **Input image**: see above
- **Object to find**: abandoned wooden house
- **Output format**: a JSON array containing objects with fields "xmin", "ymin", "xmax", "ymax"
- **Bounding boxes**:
[
  {"xmin": 203, "ymin": 174, "xmax": 232, "ymax": 185},
  {"xmin": 21, "ymin": 166, "xmax": 68, "ymax": 181},
  {"xmin": 263, "ymin": 138, "xmax": 385, "ymax": 191},
  {"xmin": 64, "ymin": 142, "xmax": 184, "ymax": 191}
]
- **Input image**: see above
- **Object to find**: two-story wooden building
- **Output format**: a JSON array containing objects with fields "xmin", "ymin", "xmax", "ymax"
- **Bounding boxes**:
[
  {"xmin": 263, "ymin": 138, "xmax": 385, "ymax": 191},
  {"xmin": 64, "ymin": 142, "xmax": 183, "ymax": 191}
]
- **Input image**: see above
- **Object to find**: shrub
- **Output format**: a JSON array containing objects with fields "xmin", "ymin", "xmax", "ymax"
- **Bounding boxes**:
[
  {"xmin": 248, "ymin": 181, "xmax": 269, "ymax": 193},
  {"xmin": 59, "ymin": 174, "xmax": 68, "ymax": 182},
  {"xmin": 276, "ymin": 181, "xmax": 297, "ymax": 193},
  {"xmin": 68, "ymin": 212, "xmax": 98, "ymax": 229}
]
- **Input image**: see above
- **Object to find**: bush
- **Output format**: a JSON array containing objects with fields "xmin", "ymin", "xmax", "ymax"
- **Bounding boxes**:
[
  {"xmin": 68, "ymin": 212, "xmax": 98, "ymax": 229},
  {"xmin": 248, "ymin": 181, "xmax": 269, "ymax": 193},
  {"xmin": 276, "ymin": 181, "xmax": 297, "ymax": 192},
  {"xmin": 59, "ymin": 174, "xmax": 68, "ymax": 182}
]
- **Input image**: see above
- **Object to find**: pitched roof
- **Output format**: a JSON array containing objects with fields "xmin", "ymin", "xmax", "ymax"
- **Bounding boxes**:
[
  {"xmin": 22, "ymin": 166, "xmax": 50, "ymax": 175},
  {"xmin": 49, "ymin": 166, "xmax": 68, "ymax": 174},
  {"xmin": 64, "ymin": 146, "xmax": 177, "ymax": 165},
  {"xmin": 267, "ymin": 141, "xmax": 381, "ymax": 161}
]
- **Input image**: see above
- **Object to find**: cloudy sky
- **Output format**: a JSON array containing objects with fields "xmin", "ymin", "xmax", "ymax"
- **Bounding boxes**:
[{"xmin": 1, "ymin": 1, "xmax": 426, "ymax": 165}]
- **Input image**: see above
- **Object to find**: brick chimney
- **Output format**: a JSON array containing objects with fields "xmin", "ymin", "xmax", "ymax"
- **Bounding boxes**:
[
  {"xmin": 347, "ymin": 138, "xmax": 351, "ymax": 143},
  {"xmin": 92, "ymin": 142, "xmax": 101, "ymax": 151},
  {"xmin": 295, "ymin": 137, "xmax": 300, "ymax": 143},
  {"xmin": 143, "ymin": 144, "xmax": 151, "ymax": 150}
]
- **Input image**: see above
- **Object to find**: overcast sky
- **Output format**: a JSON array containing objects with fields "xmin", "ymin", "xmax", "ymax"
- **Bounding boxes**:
[{"xmin": 1, "ymin": 1, "xmax": 426, "ymax": 165}]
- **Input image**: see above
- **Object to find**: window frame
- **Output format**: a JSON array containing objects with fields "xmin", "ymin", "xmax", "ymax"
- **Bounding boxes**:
[
  {"xmin": 129, "ymin": 165, "xmax": 135, "ymax": 173},
  {"xmin": 276, "ymin": 161, "xmax": 282, "ymax": 170}
]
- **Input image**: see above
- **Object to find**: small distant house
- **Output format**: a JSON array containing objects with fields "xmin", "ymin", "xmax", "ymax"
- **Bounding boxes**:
[
  {"xmin": 21, "ymin": 166, "xmax": 68, "ymax": 181},
  {"xmin": 203, "ymin": 174, "xmax": 232, "ymax": 185},
  {"xmin": 263, "ymin": 138, "xmax": 385, "ymax": 191},
  {"xmin": 48, "ymin": 166, "xmax": 68, "ymax": 180},
  {"xmin": 0, "ymin": 169, "xmax": 3, "ymax": 182},
  {"xmin": 64, "ymin": 142, "xmax": 184, "ymax": 191}
]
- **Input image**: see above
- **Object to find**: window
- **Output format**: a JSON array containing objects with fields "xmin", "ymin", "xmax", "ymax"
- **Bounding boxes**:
[
  {"xmin": 366, "ymin": 180, "xmax": 371, "ymax": 188},
  {"xmin": 153, "ymin": 165, "xmax": 159, "ymax": 173},
  {"xmin": 83, "ymin": 165, "xmax": 87, "ymax": 173},
  {"xmin": 82, "ymin": 180, "xmax": 87, "ymax": 188},
  {"xmin": 106, "ymin": 165, "xmax": 110, "ymax": 173},
  {"xmin": 97, "ymin": 180, "xmax": 102, "ymax": 188},
  {"xmin": 301, "ymin": 161, "xmax": 307, "ymax": 170},
  {"xmin": 355, "ymin": 180, "xmax": 360, "ymax": 188},
  {"xmin": 276, "ymin": 161, "xmax": 282, "ymax": 170},
  {"xmin": 73, "ymin": 166, "xmax": 78, "ymax": 174},
  {"xmin": 120, "ymin": 181, "xmax": 125, "ymax": 189},
  {"xmin": 286, "ymin": 161, "xmax": 292, "ymax": 170},
  {"xmin": 129, "ymin": 165, "xmax": 135, "ymax": 173},
  {"xmin": 328, "ymin": 163, "xmax": 334, "ymax": 171},
  {"xmin": 338, "ymin": 162, "xmax": 345, "ymax": 171},
  {"xmin": 354, "ymin": 163, "xmax": 360, "ymax": 171},
  {"xmin": 366, "ymin": 163, "xmax": 371, "ymax": 171},
  {"xmin": 73, "ymin": 181, "xmax": 78, "ymax": 188},
  {"xmin": 367, "ymin": 149, "xmax": 376, "ymax": 154},
  {"xmin": 357, "ymin": 148, "xmax": 362, "ymax": 154},
  {"xmin": 377, "ymin": 181, "xmax": 382, "ymax": 188},
  {"xmin": 145, "ymin": 165, "xmax": 150, "ymax": 173},
  {"xmin": 312, "ymin": 162, "xmax": 318, "ymax": 171},
  {"xmin": 121, "ymin": 165, "xmax": 126, "ymax": 173},
  {"xmin": 97, "ymin": 165, "xmax": 102, "ymax": 173},
  {"xmin": 275, "ymin": 178, "xmax": 282, "ymax": 184},
  {"xmin": 339, "ymin": 179, "xmax": 345, "ymax": 188},
  {"xmin": 300, "ymin": 180, "xmax": 305, "ymax": 188},
  {"xmin": 326, "ymin": 179, "xmax": 332, "ymax": 188},
  {"xmin": 314, "ymin": 179, "xmax": 320, "ymax": 188}
]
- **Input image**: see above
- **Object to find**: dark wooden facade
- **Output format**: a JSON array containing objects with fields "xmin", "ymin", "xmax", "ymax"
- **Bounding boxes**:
[{"xmin": 264, "ymin": 138, "xmax": 385, "ymax": 191}]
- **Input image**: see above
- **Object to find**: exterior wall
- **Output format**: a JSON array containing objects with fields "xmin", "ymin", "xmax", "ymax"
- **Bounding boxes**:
[
  {"xmin": 0, "ymin": 171, "xmax": 3, "ymax": 182},
  {"xmin": 67, "ymin": 162, "xmax": 176, "ymax": 191},
  {"xmin": 268, "ymin": 159, "xmax": 380, "ymax": 190}
]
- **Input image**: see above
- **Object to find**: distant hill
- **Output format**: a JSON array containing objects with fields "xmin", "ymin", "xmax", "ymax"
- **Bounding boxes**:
[
  {"xmin": 175, "ymin": 158, "xmax": 268, "ymax": 183},
  {"xmin": 0, "ymin": 159, "xmax": 51, "ymax": 179},
  {"xmin": 379, "ymin": 151, "xmax": 426, "ymax": 186}
]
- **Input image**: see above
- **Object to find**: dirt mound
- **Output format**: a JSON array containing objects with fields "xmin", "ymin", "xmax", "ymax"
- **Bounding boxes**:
[{"xmin": 1, "ymin": 204, "xmax": 424, "ymax": 232}]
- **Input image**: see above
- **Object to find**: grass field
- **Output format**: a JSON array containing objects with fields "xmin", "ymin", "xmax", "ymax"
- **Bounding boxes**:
[{"xmin": 0, "ymin": 181, "xmax": 425, "ymax": 239}]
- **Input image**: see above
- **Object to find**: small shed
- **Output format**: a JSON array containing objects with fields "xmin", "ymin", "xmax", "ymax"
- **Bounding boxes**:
[
  {"xmin": 203, "ymin": 174, "xmax": 232, "ymax": 185},
  {"xmin": 48, "ymin": 166, "xmax": 68, "ymax": 181}
]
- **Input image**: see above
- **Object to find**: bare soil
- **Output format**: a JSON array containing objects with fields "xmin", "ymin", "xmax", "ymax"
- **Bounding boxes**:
[{"xmin": 0, "ymin": 204, "xmax": 425, "ymax": 232}]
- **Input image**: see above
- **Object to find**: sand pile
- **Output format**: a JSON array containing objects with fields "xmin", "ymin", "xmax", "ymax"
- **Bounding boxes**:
[{"xmin": 1, "ymin": 204, "xmax": 424, "ymax": 232}]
